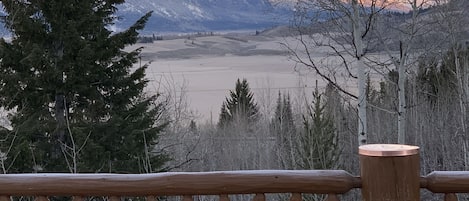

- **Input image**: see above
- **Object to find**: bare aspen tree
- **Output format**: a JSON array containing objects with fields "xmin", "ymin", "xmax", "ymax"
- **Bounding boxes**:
[
  {"xmin": 287, "ymin": 0, "xmax": 447, "ymax": 145},
  {"xmin": 431, "ymin": 0, "xmax": 469, "ymax": 168},
  {"xmin": 352, "ymin": 0, "xmax": 368, "ymax": 146},
  {"xmin": 287, "ymin": 0, "xmax": 389, "ymax": 145},
  {"xmin": 374, "ymin": 0, "xmax": 433, "ymax": 144},
  {"xmin": 155, "ymin": 76, "xmax": 200, "ymax": 171}
]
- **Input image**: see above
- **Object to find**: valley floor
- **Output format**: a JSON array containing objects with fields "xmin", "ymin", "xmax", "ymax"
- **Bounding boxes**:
[{"xmin": 130, "ymin": 34, "xmax": 358, "ymax": 122}]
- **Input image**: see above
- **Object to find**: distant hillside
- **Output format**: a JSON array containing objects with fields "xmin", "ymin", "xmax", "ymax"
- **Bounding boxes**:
[
  {"xmin": 115, "ymin": 0, "xmax": 293, "ymax": 33},
  {"xmin": 0, "ymin": 1, "xmax": 293, "ymax": 35}
]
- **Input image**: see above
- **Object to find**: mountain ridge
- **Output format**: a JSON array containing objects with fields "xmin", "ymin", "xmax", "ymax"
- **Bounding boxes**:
[
  {"xmin": 0, "ymin": 1, "xmax": 292, "ymax": 35},
  {"xmin": 115, "ymin": 0, "xmax": 293, "ymax": 33}
]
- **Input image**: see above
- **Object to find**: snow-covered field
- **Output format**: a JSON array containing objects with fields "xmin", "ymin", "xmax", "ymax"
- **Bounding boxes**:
[{"xmin": 129, "ymin": 34, "xmax": 358, "ymax": 122}]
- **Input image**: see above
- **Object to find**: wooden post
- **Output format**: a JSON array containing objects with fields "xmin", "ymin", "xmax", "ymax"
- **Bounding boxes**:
[{"xmin": 359, "ymin": 144, "xmax": 419, "ymax": 201}]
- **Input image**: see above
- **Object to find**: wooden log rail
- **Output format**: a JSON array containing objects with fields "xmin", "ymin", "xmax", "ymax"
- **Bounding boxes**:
[
  {"xmin": 0, "ymin": 170, "xmax": 361, "ymax": 201},
  {"xmin": 421, "ymin": 171, "xmax": 469, "ymax": 201},
  {"xmin": 2, "ymin": 145, "xmax": 469, "ymax": 201}
]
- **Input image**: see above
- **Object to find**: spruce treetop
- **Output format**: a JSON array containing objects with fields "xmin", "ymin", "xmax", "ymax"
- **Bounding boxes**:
[{"xmin": 218, "ymin": 78, "xmax": 259, "ymax": 128}]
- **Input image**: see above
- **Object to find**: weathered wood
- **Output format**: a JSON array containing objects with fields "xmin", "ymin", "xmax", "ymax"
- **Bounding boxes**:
[
  {"xmin": 425, "ymin": 171, "xmax": 469, "ymax": 193},
  {"xmin": 219, "ymin": 194, "xmax": 230, "ymax": 201},
  {"xmin": 72, "ymin": 196, "xmax": 85, "ymax": 201},
  {"xmin": 252, "ymin": 194, "xmax": 265, "ymax": 201},
  {"xmin": 360, "ymin": 144, "xmax": 420, "ymax": 201},
  {"xmin": 325, "ymin": 194, "xmax": 339, "ymax": 201},
  {"xmin": 109, "ymin": 196, "xmax": 120, "ymax": 201},
  {"xmin": 0, "ymin": 196, "xmax": 10, "ymax": 201},
  {"xmin": 182, "ymin": 196, "xmax": 193, "ymax": 201},
  {"xmin": 444, "ymin": 193, "xmax": 457, "ymax": 201},
  {"xmin": 35, "ymin": 196, "xmax": 48, "ymax": 201},
  {"xmin": 146, "ymin": 196, "xmax": 157, "ymax": 201},
  {"xmin": 146, "ymin": 196, "xmax": 158, "ymax": 201},
  {"xmin": 289, "ymin": 193, "xmax": 302, "ymax": 201},
  {"xmin": 0, "ymin": 170, "xmax": 358, "ymax": 196}
]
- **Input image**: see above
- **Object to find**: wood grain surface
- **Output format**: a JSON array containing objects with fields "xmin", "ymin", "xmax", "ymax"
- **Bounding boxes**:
[{"xmin": 0, "ymin": 170, "xmax": 359, "ymax": 196}]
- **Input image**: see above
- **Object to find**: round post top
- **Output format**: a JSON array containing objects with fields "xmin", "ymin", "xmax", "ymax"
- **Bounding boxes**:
[{"xmin": 359, "ymin": 144, "xmax": 419, "ymax": 156}]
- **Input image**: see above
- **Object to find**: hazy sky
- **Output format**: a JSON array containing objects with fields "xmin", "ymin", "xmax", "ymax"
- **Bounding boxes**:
[{"xmin": 276, "ymin": 0, "xmax": 431, "ymax": 11}]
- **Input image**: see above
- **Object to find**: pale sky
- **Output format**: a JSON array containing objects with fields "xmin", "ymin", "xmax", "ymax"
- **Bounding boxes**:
[{"xmin": 275, "ymin": 0, "xmax": 432, "ymax": 11}]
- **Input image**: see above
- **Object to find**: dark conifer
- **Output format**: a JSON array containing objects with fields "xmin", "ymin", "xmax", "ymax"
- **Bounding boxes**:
[
  {"xmin": 271, "ymin": 91, "xmax": 296, "ymax": 169},
  {"xmin": 218, "ymin": 78, "xmax": 258, "ymax": 129},
  {"xmin": 298, "ymin": 86, "xmax": 339, "ymax": 170},
  {"xmin": 0, "ymin": 1, "xmax": 168, "ymax": 173}
]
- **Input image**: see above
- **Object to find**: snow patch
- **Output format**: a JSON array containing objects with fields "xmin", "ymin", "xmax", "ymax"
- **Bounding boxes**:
[
  {"xmin": 155, "ymin": 7, "xmax": 172, "ymax": 17},
  {"xmin": 184, "ymin": 3, "xmax": 207, "ymax": 19},
  {"xmin": 119, "ymin": 3, "xmax": 143, "ymax": 14},
  {"xmin": 0, "ymin": 107, "xmax": 13, "ymax": 131}
]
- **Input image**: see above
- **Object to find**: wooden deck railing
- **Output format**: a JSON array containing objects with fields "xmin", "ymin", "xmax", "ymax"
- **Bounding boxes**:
[
  {"xmin": 0, "ymin": 144, "xmax": 468, "ymax": 201},
  {"xmin": 422, "ymin": 171, "xmax": 469, "ymax": 201},
  {"xmin": 0, "ymin": 171, "xmax": 359, "ymax": 201}
]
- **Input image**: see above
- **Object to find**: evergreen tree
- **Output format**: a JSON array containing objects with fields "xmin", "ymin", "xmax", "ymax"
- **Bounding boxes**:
[
  {"xmin": 271, "ymin": 91, "xmax": 296, "ymax": 169},
  {"xmin": 296, "ymin": 87, "xmax": 339, "ymax": 201},
  {"xmin": 218, "ymin": 102, "xmax": 231, "ymax": 128},
  {"xmin": 218, "ymin": 78, "xmax": 259, "ymax": 128},
  {"xmin": 189, "ymin": 120, "xmax": 197, "ymax": 134},
  {"xmin": 297, "ymin": 87, "xmax": 339, "ymax": 170},
  {"xmin": 0, "ymin": 1, "xmax": 168, "ymax": 173}
]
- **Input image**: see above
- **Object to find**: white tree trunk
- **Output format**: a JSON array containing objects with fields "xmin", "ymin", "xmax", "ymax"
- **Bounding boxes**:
[
  {"xmin": 357, "ymin": 59, "xmax": 367, "ymax": 145},
  {"xmin": 397, "ymin": 0, "xmax": 420, "ymax": 144},
  {"xmin": 397, "ymin": 60, "xmax": 406, "ymax": 144},
  {"xmin": 352, "ymin": 0, "xmax": 367, "ymax": 145}
]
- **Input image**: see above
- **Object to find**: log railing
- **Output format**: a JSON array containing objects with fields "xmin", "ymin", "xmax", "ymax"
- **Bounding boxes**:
[
  {"xmin": 1, "ymin": 144, "xmax": 469, "ymax": 201},
  {"xmin": 0, "ymin": 170, "xmax": 360, "ymax": 201},
  {"xmin": 422, "ymin": 171, "xmax": 469, "ymax": 201}
]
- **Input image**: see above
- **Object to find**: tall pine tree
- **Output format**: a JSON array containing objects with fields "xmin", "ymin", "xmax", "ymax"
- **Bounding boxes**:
[
  {"xmin": 271, "ymin": 92, "xmax": 297, "ymax": 169},
  {"xmin": 298, "ymin": 87, "xmax": 339, "ymax": 170},
  {"xmin": 218, "ymin": 78, "xmax": 259, "ymax": 129},
  {"xmin": 0, "ymin": 1, "xmax": 168, "ymax": 173}
]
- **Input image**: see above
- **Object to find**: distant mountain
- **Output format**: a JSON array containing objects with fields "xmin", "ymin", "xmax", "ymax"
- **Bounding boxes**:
[
  {"xmin": 0, "ymin": 1, "xmax": 292, "ymax": 35},
  {"xmin": 115, "ymin": 0, "xmax": 293, "ymax": 33}
]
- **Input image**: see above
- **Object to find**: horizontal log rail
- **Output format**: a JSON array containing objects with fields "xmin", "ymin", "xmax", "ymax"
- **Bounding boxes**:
[
  {"xmin": 0, "ymin": 170, "xmax": 360, "ymax": 196},
  {"xmin": 3, "ymin": 171, "xmax": 469, "ymax": 198},
  {"xmin": 419, "ymin": 171, "xmax": 469, "ymax": 201},
  {"xmin": 422, "ymin": 171, "xmax": 469, "ymax": 193},
  {"xmin": 2, "ymin": 145, "xmax": 469, "ymax": 201}
]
